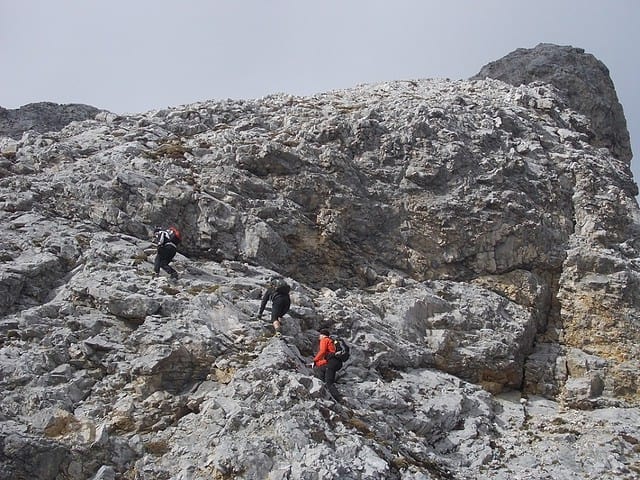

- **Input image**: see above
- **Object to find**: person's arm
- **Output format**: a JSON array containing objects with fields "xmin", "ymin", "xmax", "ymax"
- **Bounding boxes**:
[{"xmin": 258, "ymin": 289, "xmax": 272, "ymax": 316}]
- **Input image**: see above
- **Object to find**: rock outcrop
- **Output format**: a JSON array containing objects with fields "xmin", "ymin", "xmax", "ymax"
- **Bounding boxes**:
[
  {"xmin": 1, "ymin": 44, "xmax": 639, "ymax": 479},
  {"xmin": 0, "ymin": 102, "xmax": 103, "ymax": 140},
  {"xmin": 471, "ymin": 43, "xmax": 634, "ymax": 166}
]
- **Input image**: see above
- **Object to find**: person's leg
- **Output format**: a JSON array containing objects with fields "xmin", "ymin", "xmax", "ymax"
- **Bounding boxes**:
[
  {"xmin": 271, "ymin": 311, "xmax": 282, "ymax": 333},
  {"xmin": 158, "ymin": 246, "xmax": 178, "ymax": 278},
  {"xmin": 271, "ymin": 297, "xmax": 289, "ymax": 333},
  {"xmin": 158, "ymin": 257, "xmax": 174, "ymax": 275},
  {"xmin": 153, "ymin": 251, "xmax": 162, "ymax": 274},
  {"xmin": 163, "ymin": 262, "xmax": 178, "ymax": 278},
  {"xmin": 325, "ymin": 360, "xmax": 342, "ymax": 400},
  {"xmin": 313, "ymin": 365, "xmax": 327, "ymax": 382}
]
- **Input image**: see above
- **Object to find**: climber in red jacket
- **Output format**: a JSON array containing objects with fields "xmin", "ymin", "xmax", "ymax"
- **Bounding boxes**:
[{"xmin": 312, "ymin": 329, "xmax": 342, "ymax": 401}]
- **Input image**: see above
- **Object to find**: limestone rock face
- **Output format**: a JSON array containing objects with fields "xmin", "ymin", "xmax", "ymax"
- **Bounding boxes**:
[
  {"xmin": 1, "ymin": 45, "xmax": 639, "ymax": 479},
  {"xmin": 471, "ymin": 43, "xmax": 633, "ymax": 166}
]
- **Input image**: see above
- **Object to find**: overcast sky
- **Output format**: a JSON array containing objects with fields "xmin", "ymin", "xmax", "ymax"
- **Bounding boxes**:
[{"xmin": 2, "ymin": 1, "xmax": 639, "ymax": 187}]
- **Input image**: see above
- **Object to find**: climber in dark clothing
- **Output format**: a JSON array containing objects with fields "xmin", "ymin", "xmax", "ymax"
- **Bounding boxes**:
[
  {"xmin": 153, "ymin": 227, "xmax": 180, "ymax": 280},
  {"xmin": 258, "ymin": 277, "xmax": 291, "ymax": 335}
]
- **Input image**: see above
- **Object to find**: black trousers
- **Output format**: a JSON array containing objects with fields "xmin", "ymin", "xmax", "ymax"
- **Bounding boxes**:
[
  {"xmin": 314, "ymin": 358, "xmax": 343, "ymax": 398},
  {"xmin": 154, "ymin": 244, "xmax": 177, "ymax": 277}
]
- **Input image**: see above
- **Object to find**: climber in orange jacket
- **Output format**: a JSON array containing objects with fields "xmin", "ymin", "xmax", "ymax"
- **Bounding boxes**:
[{"xmin": 312, "ymin": 329, "xmax": 342, "ymax": 400}]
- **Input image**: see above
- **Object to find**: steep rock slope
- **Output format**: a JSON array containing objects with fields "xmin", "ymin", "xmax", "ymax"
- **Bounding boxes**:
[
  {"xmin": 473, "ymin": 44, "xmax": 639, "ymax": 406},
  {"xmin": 0, "ymin": 44, "xmax": 639, "ymax": 479}
]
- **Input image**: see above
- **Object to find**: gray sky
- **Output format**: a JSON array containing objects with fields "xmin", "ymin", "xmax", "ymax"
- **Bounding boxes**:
[{"xmin": 2, "ymin": 0, "xmax": 639, "ymax": 188}]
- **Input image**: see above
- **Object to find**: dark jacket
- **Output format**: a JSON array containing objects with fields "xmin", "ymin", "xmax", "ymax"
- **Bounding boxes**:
[
  {"xmin": 155, "ymin": 229, "xmax": 178, "ymax": 249},
  {"xmin": 259, "ymin": 285, "xmax": 291, "ymax": 321},
  {"xmin": 153, "ymin": 229, "xmax": 178, "ymax": 277}
]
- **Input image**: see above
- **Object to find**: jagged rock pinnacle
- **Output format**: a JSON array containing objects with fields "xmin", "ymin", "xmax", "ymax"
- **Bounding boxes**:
[{"xmin": 472, "ymin": 43, "xmax": 633, "ymax": 165}]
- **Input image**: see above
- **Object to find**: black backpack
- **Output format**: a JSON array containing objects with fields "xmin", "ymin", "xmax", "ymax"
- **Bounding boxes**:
[
  {"xmin": 275, "ymin": 279, "xmax": 290, "ymax": 294},
  {"xmin": 331, "ymin": 336, "xmax": 350, "ymax": 362}
]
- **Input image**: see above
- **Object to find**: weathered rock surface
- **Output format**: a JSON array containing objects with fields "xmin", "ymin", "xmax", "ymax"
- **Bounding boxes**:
[
  {"xmin": 0, "ymin": 102, "xmax": 103, "ymax": 140},
  {"xmin": 471, "ymin": 43, "xmax": 633, "ymax": 166},
  {"xmin": 1, "ymin": 44, "xmax": 639, "ymax": 479}
]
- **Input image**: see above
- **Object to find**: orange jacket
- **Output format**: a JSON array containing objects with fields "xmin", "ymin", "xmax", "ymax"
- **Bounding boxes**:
[{"xmin": 314, "ymin": 336, "xmax": 336, "ymax": 366}]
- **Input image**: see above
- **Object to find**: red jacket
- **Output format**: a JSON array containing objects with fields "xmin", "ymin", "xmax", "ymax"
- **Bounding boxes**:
[{"xmin": 314, "ymin": 336, "xmax": 336, "ymax": 366}]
